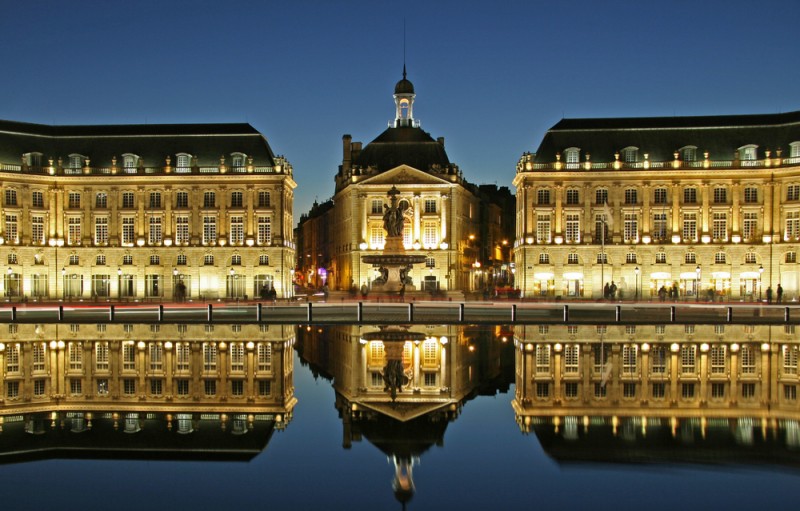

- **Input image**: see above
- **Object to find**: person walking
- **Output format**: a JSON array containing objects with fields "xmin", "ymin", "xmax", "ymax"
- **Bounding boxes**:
[
  {"xmin": 766, "ymin": 286, "xmax": 773, "ymax": 303},
  {"xmin": 777, "ymin": 284, "xmax": 783, "ymax": 303}
]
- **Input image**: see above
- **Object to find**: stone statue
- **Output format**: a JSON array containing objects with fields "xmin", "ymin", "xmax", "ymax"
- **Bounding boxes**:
[{"xmin": 382, "ymin": 186, "xmax": 407, "ymax": 237}]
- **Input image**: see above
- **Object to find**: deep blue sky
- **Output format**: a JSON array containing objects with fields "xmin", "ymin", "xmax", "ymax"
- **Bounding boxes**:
[{"xmin": 1, "ymin": 0, "xmax": 798, "ymax": 221}]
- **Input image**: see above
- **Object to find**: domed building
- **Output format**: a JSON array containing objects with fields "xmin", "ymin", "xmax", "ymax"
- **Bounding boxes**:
[{"xmin": 304, "ymin": 69, "xmax": 510, "ymax": 296}]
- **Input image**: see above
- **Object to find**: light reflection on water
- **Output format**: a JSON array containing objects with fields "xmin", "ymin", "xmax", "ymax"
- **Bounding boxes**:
[{"xmin": 0, "ymin": 322, "xmax": 798, "ymax": 509}]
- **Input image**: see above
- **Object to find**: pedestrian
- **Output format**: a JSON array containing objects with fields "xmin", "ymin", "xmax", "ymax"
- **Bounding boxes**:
[
  {"xmin": 658, "ymin": 285, "xmax": 667, "ymax": 302},
  {"xmin": 399, "ymin": 283, "xmax": 406, "ymax": 302},
  {"xmin": 603, "ymin": 282, "xmax": 610, "ymax": 300},
  {"xmin": 610, "ymin": 281, "xmax": 617, "ymax": 300},
  {"xmin": 766, "ymin": 286, "xmax": 773, "ymax": 303},
  {"xmin": 777, "ymin": 284, "xmax": 783, "ymax": 303},
  {"xmin": 360, "ymin": 283, "xmax": 368, "ymax": 299}
]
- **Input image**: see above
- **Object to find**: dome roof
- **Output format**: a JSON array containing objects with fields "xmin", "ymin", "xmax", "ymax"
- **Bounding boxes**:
[
  {"xmin": 353, "ymin": 126, "xmax": 450, "ymax": 172},
  {"xmin": 394, "ymin": 66, "xmax": 414, "ymax": 95}
]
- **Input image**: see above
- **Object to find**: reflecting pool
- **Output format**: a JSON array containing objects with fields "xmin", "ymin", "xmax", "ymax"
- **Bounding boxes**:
[{"xmin": 0, "ymin": 322, "xmax": 798, "ymax": 510}]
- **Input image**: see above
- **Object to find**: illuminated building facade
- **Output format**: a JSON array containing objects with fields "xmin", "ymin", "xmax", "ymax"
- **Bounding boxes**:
[
  {"xmin": 0, "ymin": 120, "xmax": 296, "ymax": 301},
  {"xmin": 0, "ymin": 322, "xmax": 295, "ymax": 461},
  {"xmin": 513, "ymin": 111, "xmax": 800, "ymax": 300},
  {"xmin": 296, "ymin": 71, "xmax": 514, "ymax": 296}
]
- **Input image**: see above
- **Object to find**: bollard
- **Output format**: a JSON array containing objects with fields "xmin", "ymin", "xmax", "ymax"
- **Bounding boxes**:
[
  {"xmin": 357, "ymin": 302, "xmax": 363, "ymax": 323},
  {"xmin": 409, "ymin": 303, "xmax": 414, "ymax": 322},
  {"xmin": 563, "ymin": 305, "xmax": 569, "ymax": 322},
  {"xmin": 158, "ymin": 304, "xmax": 164, "ymax": 322},
  {"xmin": 257, "ymin": 303, "xmax": 263, "ymax": 322},
  {"xmin": 308, "ymin": 302, "xmax": 312, "ymax": 322},
  {"xmin": 58, "ymin": 305, "xmax": 64, "ymax": 321},
  {"xmin": 207, "ymin": 304, "xmax": 213, "ymax": 322},
  {"xmin": 511, "ymin": 304, "xmax": 517, "ymax": 322},
  {"xmin": 109, "ymin": 305, "xmax": 115, "ymax": 321},
  {"xmin": 727, "ymin": 307, "xmax": 733, "ymax": 323},
  {"xmin": 10, "ymin": 306, "xmax": 16, "ymax": 322},
  {"xmin": 615, "ymin": 305, "xmax": 621, "ymax": 322},
  {"xmin": 786, "ymin": 306, "xmax": 790, "ymax": 323},
  {"xmin": 670, "ymin": 306, "xmax": 676, "ymax": 323},
  {"xmin": 459, "ymin": 303, "xmax": 465, "ymax": 322}
]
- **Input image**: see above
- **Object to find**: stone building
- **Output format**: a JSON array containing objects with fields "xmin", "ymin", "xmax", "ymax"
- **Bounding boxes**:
[
  {"xmin": 513, "ymin": 111, "xmax": 800, "ymax": 301},
  {"xmin": 0, "ymin": 120, "xmax": 296, "ymax": 301},
  {"xmin": 297, "ymin": 70, "xmax": 513, "ymax": 296}
]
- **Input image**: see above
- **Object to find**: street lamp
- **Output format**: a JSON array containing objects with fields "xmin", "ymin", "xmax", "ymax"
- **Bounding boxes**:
[
  {"xmin": 695, "ymin": 265, "xmax": 701, "ymax": 302},
  {"xmin": 759, "ymin": 264, "xmax": 764, "ymax": 301},
  {"xmin": 61, "ymin": 267, "xmax": 66, "ymax": 300},
  {"xmin": 5, "ymin": 267, "xmax": 11, "ymax": 298},
  {"xmin": 634, "ymin": 266, "xmax": 639, "ymax": 301},
  {"xmin": 117, "ymin": 267, "xmax": 122, "ymax": 300}
]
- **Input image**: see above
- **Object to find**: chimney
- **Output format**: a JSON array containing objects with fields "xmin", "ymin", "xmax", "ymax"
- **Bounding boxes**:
[
  {"xmin": 352, "ymin": 141, "xmax": 362, "ymax": 160},
  {"xmin": 342, "ymin": 134, "xmax": 352, "ymax": 174},
  {"xmin": 437, "ymin": 137, "xmax": 445, "ymax": 147}
]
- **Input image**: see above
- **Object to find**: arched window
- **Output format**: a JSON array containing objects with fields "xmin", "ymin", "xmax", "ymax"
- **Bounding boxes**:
[
  {"xmin": 122, "ymin": 154, "xmax": 139, "ymax": 174},
  {"xmin": 176, "ymin": 153, "xmax": 192, "ymax": 173},
  {"xmin": 621, "ymin": 146, "xmax": 639, "ymax": 163},
  {"xmin": 68, "ymin": 154, "xmax": 87, "ymax": 174},
  {"xmin": 679, "ymin": 146, "xmax": 698, "ymax": 162},
  {"xmin": 231, "ymin": 153, "xmax": 246, "ymax": 172},
  {"xmin": 563, "ymin": 147, "xmax": 580, "ymax": 168},
  {"xmin": 738, "ymin": 145, "xmax": 758, "ymax": 165}
]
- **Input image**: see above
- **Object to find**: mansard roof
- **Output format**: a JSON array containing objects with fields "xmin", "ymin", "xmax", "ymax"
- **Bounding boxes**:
[
  {"xmin": 353, "ymin": 126, "xmax": 450, "ymax": 172},
  {"xmin": 533, "ymin": 110, "xmax": 800, "ymax": 163},
  {"xmin": 0, "ymin": 119, "xmax": 277, "ymax": 167}
]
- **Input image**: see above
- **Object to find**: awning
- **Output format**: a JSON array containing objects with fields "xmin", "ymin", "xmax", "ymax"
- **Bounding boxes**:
[
  {"xmin": 563, "ymin": 272, "xmax": 584, "ymax": 280},
  {"xmin": 739, "ymin": 271, "xmax": 761, "ymax": 279},
  {"xmin": 533, "ymin": 272, "xmax": 554, "ymax": 280}
]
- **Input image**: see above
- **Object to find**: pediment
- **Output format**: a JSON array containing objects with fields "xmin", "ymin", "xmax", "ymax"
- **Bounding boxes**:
[
  {"xmin": 359, "ymin": 165, "xmax": 452, "ymax": 187},
  {"xmin": 359, "ymin": 399, "xmax": 452, "ymax": 422}
]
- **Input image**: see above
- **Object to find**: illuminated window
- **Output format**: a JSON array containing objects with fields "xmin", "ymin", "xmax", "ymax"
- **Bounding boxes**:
[{"xmin": 653, "ymin": 187, "xmax": 667, "ymax": 204}]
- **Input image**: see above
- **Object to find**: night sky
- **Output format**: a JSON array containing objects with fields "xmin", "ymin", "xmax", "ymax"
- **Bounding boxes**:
[{"xmin": 1, "ymin": 0, "xmax": 798, "ymax": 220}]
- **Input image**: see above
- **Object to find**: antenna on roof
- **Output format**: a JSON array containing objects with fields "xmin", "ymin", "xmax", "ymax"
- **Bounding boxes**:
[{"xmin": 403, "ymin": 18, "xmax": 407, "ymax": 73}]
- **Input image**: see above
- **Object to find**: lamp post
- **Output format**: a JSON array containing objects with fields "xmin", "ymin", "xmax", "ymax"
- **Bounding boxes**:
[
  {"xmin": 695, "ymin": 265, "xmax": 701, "ymax": 302},
  {"xmin": 759, "ymin": 264, "xmax": 764, "ymax": 301},
  {"xmin": 117, "ymin": 267, "xmax": 122, "ymax": 300},
  {"xmin": 229, "ymin": 267, "xmax": 235, "ymax": 299},
  {"xmin": 634, "ymin": 266, "xmax": 639, "ymax": 301},
  {"xmin": 61, "ymin": 267, "xmax": 66, "ymax": 301},
  {"xmin": 6, "ymin": 267, "xmax": 11, "ymax": 298}
]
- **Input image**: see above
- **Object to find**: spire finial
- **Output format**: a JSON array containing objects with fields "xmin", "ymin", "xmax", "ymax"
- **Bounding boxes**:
[{"xmin": 403, "ymin": 64, "xmax": 407, "ymax": 80}]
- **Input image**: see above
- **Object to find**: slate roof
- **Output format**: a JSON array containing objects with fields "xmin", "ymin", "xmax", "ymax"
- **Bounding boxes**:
[
  {"xmin": 534, "ymin": 110, "xmax": 800, "ymax": 163},
  {"xmin": 0, "ymin": 119, "xmax": 277, "ymax": 167},
  {"xmin": 353, "ymin": 126, "xmax": 450, "ymax": 172}
]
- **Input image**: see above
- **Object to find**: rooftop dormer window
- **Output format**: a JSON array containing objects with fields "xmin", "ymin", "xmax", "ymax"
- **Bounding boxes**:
[
  {"xmin": 68, "ymin": 154, "xmax": 86, "ymax": 174},
  {"xmin": 790, "ymin": 142, "xmax": 800, "ymax": 159},
  {"xmin": 564, "ymin": 147, "xmax": 580, "ymax": 168},
  {"xmin": 739, "ymin": 145, "xmax": 758, "ymax": 165},
  {"xmin": 621, "ymin": 146, "xmax": 639, "ymax": 163},
  {"xmin": 176, "ymin": 153, "xmax": 191, "ymax": 173},
  {"xmin": 680, "ymin": 146, "xmax": 697, "ymax": 162},
  {"xmin": 231, "ymin": 153, "xmax": 246, "ymax": 172},
  {"xmin": 122, "ymin": 154, "xmax": 139, "ymax": 174},
  {"xmin": 24, "ymin": 152, "xmax": 43, "ymax": 167}
]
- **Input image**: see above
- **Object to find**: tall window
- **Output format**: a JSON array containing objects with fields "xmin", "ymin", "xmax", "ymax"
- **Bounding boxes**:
[
  {"xmin": 653, "ymin": 187, "xmax": 667, "ymax": 204},
  {"xmin": 176, "ymin": 342, "xmax": 190, "ymax": 371},
  {"xmin": 230, "ymin": 342, "xmax": 245, "ymax": 372},
  {"xmin": 424, "ymin": 198, "xmax": 437, "ymax": 213},
  {"xmin": 230, "ymin": 216, "xmax": 244, "ymax": 245},
  {"xmin": 122, "ymin": 192, "xmax": 135, "ymax": 208},
  {"xmin": 565, "ymin": 214, "xmax": 580, "ymax": 243},
  {"xmin": 744, "ymin": 187, "xmax": 758, "ymax": 203},
  {"xmin": 712, "ymin": 212, "xmax": 728, "ymax": 241},
  {"xmin": 257, "ymin": 343, "xmax": 272, "ymax": 371},
  {"xmin": 231, "ymin": 191, "xmax": 243, "ymax": 208},
  {"xmin": 651, "ymin": 346, "xmax": 667, "ymax": 374},
  {"xmin": 564, "ymin": 344, "xmax": 579, "ymax": 374},
  {"xmin": 565, "ymin": 189, "xmax": 579, "ymax": 205},
  {"xmin": 95, "ymin": 217, "xmax": 109, "ymax": 245},
  {"xmin": 715, "ymin": 251, "xmax": 727, "ymax": 264},
  {"xmin": 149, "ymin": 192, "xmax": 162, "ymax": 208},
  {"xmin": 122, "ymin": 218, "xmax": 135, "ymax": 245},
  {"xmin": 684, "ymin": 187, "xmax": 697, "ymax": 204},
  {"xmin": 176, "ymin": 191, "xmax": 189, "ymax": 208},
  {"xmin": 655, "ymin": 252, "xmax": 667, "ymax": 264},
  {"xmin": 536, "ymin": 214, "xmax": 551, "ymax": 243},
  {"xmin": 783, "ymin": 345, "xmax": 799, "ymax": 375},
  {"xmin": 624, "ymin": 188, "xmax": 638, "ymax": 205},
  {"xmin": 680, "ymin": 345, "xmax": 696, "ymax": 374},
  {"xmin": 33, "ymin": 343, "xmax": 46, "ymax": 372},
  {"xmin": 537, "ymin": 189, "xmax": 551, "ymax": 205},
  {"xmin": 95, "ymin": 192, "xmax": 107, "ymax": 208},
  {"xmin": 623, "ymin": 213, "xmax": 638, "ymax": 242},
  {"xmin": 713, "ymin": 187, "xmax": 727, "ymax": 204},
  {"xmin": 4, "ymin": 214, "xmax": 17, "ymax": 244},
  {"xmin": 683, "ymin": 213, "xmax": 697, "ymax": 241},
  {"xmin": 149, "ymin": 216, "xmax": 162, "ymax": 244},
  {"xmin": 31, "ymin": 215, "xmax": 44, "ymax": 244},
  {"xmin": 176, "ymin": 216, "xmax": 189, "ymax": 244},
  {"xmin": 423, "ymin": 221, "xmax": 438, "ymax": 247},
  {"xmin": 621, "ymin": 147, "xmax": 638, "ymax": 163},
  {"xmin": 259, "ymin": 191, "xmax": 272, "ymax": 208},
  {"xmin": 743, "ymin": 212, "xmax": 758, "ymax": 241},
  {"xmin": 149, "ymin": 343, "xmax": 163, "ymax": 371},
  {"xmin": 176, "ymin": 153, "xmax": 191, "ymax": 172},
  {"xmin": 786, "ymin": 212, "xmax": 800, "ymax": 240},
  {"xmin": 258, "ymin": 216, "xmax": 272, "ymax": 245},
  {"xmin": 32, "ymin": 190, "xmax": 45, "ymax": 208},
  {"xmin": 741, "ymin": 345, "xmax": 756, "ymax": 374},
  {"xmin": 564, "ymin": 148, "xmax": 580, "ymax": 166},
  {"xmin": 685, "ymin": 252, "xmax": 696, "ymax": 264},
  {"xmin": 203, "ymin": 191, "xmax": 216, "ymax": 208},
  {"xmin": 622, "ymin": 345, "xmax": 638, "ymax": 375},
  {"xmin": 68, "ymin": 192, "xmax": 81, "ymax": 208},
  {"xmin": 4, "ymin": 189, "xmax": 17, "ymax": 206},
  {"xmin": 123, "ymin": 154, "xmax": 138, "ymax": 173},
  {"xmin": 535, "ymin": 345, "xmax": 551, "ymax": 374},
  {"xmin": 787, "ymin": 185, "xmax": 800, "ymax": 201},
  {"xmin": 652, "ymin": 213, "xmax": 667, "ymax": 241},
  {"xmin": 95, "ymin": 342, "xmax": 109, "ymax": 371},
  {"xmin": 69, "ymin": 342, "xmax": 83, "ymax": 371},
  {"xmin": 203, "ymin": 216, "xmax": 217, "ymax": 245},
  {"xmin": 539, "ymin": 253, "xmax": 550, "ymax": 264},
  {"xmin": 203, "ymin": 343, "xmax": 218, "ymax": 371},
  {"xmin": 68, "ymin": 217, "xmax": 82, "ymax": 245},
  {"xmin": 711, "ymin": 345, "xmax": 727, "ymax": 374},
  {"xmin": 595, "ymin": 188, "xmax": 608, "ymax": 205}
]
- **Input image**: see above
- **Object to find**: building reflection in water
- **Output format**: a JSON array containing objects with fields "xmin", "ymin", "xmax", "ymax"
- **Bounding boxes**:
[
  {"xmin": 296, "ymin": 324, "xmax": 514, "ymax": 505},
  {"xmin": 512, "ymin": 323, "xmax": 800, "ymax": 467},
  {"xmin": 0, "ymin": 323, "xmax": 296, "ymax": 463}
]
